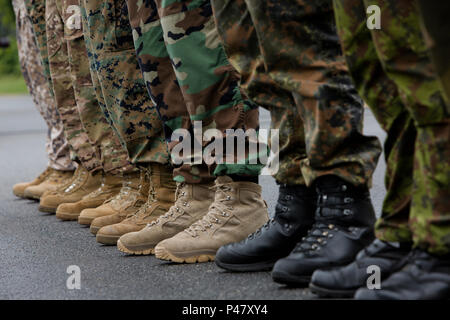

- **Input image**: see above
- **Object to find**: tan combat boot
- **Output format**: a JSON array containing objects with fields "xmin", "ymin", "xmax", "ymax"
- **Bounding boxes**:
[
  {"xmin": 95, "ymin": 164, "xmax": 176, "ymax": 245},
  {"xmin": 38, "ymin": 166, "xmax": 102, "ymax": 213},
  {"xmin": 117, "ymin": 180, "xmax": 215, "ymax": 255},
  {"xmin": 154, "ymin": 176, "xmax": 269, "ymax": 263},
  {"xmin": 78, "ymin": 170, "xmax": 148, "ymax": 227},
  {"xmin": 55, "ymin": 172, "xmax": 123, "ymax": 221},
  {"xmin": 21, "ymin": 168, "xmax": 74, "ymax": 200},
  {"xmin": 13, "ymin": 167, "xmax": 54, "ymax": 198}
]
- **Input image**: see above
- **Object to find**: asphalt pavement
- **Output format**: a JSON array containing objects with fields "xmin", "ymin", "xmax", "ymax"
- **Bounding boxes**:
[{"xmin": 0, "ymin": 95, "xmax": 386, "ymax": 299}]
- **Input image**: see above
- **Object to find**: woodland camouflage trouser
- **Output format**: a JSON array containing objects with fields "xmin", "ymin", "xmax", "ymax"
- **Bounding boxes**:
[
  {"xmin": 80, "ymin": 0, "xmax": 170, "ymax": 168},
  {"xmin": 126, "ymin": 0, "xmax": 266, "ymax": 183},
  {"xmin": 212, "ymin": 0, "xmax": 382, "ymax": 187},
  {"xmin": 334, "ymin": 0, "xmax": 450, "ymax": 254},
  {"xmin": 13, "ymin": 0, "xmax": 73, "ymax": 171}
]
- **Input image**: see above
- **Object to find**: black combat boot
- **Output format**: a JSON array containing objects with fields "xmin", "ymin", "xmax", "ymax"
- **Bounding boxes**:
[
  {"xmin": 355, "ymin": 249, "xmax": 450, "ymax": 300},
  {"xmin": 215, "ymin": 184, "xmax": 316, "ymax": 272},
  {"xmin": 309, "ymin": 239, "xmax": 412, "ymax": 297},
  {"xmin": 272, "ymin": 175, "xmax": 376, "ymax": 286}
]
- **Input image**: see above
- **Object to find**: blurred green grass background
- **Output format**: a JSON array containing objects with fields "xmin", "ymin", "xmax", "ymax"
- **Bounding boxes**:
[{"xmin": 0, "ymin": 0, "xmax": 27, "ymax": 95}]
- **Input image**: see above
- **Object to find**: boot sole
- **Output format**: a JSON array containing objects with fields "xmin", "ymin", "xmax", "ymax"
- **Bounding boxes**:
[
  {"xmin": 155, "ymin": 246, "xmax": 215, "ymax": 264},
  {"xmin": 215, "ymin": 259, "xmax": 276, "ymax": 272},
  {"xmin": 56, "ymin": 212, "xmax": 80, "ymax": 221},
  {"xmin": 38, "ymin": 205, "xmax": 56, "ymax": 214},
  {"xmin": 25, "ymin": 194, "xmax": 41, "ymax": 201},
  {"xmin": 78, "ymin": 216, "xmax": 94, "ymax": 226},
  {"xmin": 309, "ymin": 283, "xmax": 356, "ymax": 298},
  {"xmin": 272, "ymin": 270, "xmax": 311, "ymax": 287},
  {"xmin": 96, "ymin": 233, "xmax": 120, "ymax": 246},
  {"xmin": 90, "ymin": 225, "xmax": 100, "ymax": 235},
  {"xmin": 117, "ymin": 239, "xmax": 155, "ymax": 255}
]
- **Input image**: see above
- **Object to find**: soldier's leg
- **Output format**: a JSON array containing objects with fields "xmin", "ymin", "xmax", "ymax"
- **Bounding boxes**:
[
  {"xmin": 38, "ymin": 0, "xmax": 103, "ymax": 213},
  {"xmin": 362, "ymin": 0, "xmax": 450, "ymax": 255},
  {"xmin": 211, "ymin": 0, "xmax": 315, "ymax": 272},
  {"xmin": 212, "ymin": 0, "xmax": 307, "ymax": 186},
  {"xmin": 417, "ymin": 1, "xmax": 450, "ymax": 105},
  {"xmin": 117, "ymin": 0, "xmax": 269, "ymax": 261},
  {"xmin": 45, "ymin": 0, "xmax": 102, "ymax": 172},
  {"xmin": 81, "ymin": 0, "xmax": 169, "ymax": 167},
  {"xmin": 12, "ymin": 0, "xmax": 75, "ymax": 199},
  {"xmin": 45, "ymin": 0, "xmax": 135, "ymax": 221},
  {"xmin": 308, "ymin": 0, "xmax": 416, "ymax": 298},
  {"xmin": 61, "ymin": 0, "xmax": 133, "ymax": 175},
  {"xmin": 352, "ymin": 0, "xmax": 450, "ymax": 300},
  {"xmin": 73, "ymin": 0, "xmax": 176, "ymax": 239},
  {"xmin": 226, "ymin": 0, "xmax": 382, "ymax": 285},
  {"xmin": 152, "ymin": 0, "xmax": 265, "ymax": 184}
]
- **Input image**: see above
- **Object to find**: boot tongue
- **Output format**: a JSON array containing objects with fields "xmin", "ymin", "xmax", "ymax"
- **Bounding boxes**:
[{"xmin": 215, "ymin": 175, "xmax": 234, "ymax": 185}]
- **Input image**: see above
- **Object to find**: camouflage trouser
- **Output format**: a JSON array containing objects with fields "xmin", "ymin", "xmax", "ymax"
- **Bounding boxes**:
[
  {"xmin": 79, "ymin": 0, "xmax": 169, "ymax": 169},
  {"xmin": 46, "ymin": 0, "xmax": 103, "ymax": 172},
  {"xmin": 24, "ymin": 0, "xmax": 54, "ymax": 97},
  {"xmin": 212, "ymin": 0, "xmax": 382, "ymax": 187},
  {"xmin": 13, "ymin": 0, "xmax": 74, "ymax": 171},
  {"xmin": 417, "ymin": 0, "xmax": 450, "ymax": 105},
  {"xmin": 53, "ymin": 0, "xmax": 134, "ymax": 174},
  {"xmin": 126, "ymin": 0, "xmax": 265, "ymax": 183},
  {"xmin": 334, "ymin": 0, "xmax": 450, "ymax": 254}
]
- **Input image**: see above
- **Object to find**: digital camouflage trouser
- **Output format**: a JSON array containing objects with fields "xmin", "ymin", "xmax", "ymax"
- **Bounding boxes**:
[
  {"xmin": 79, "ymin": 0, "xmax": 170, "ymax": 169},
  {"xmin": 334, "ymin": 0, "xmax": 450, "ymax": 254},
  {"xmin": 46, "ymin": 0, "xmax": 103, "ymax": 172},
  {"xmin": 13, "ymin": 0, "xmax": 74, "ymax": 171},
  {"xmin": 126, "ymin": 0, "xmax": 265, "ymax": 183},
  {"xmin": 51, "ymin": 0, "xmax": 135, "ymax": 174},
  {"xmin": 212, "ymin": 0, "xmax": 382, "ymax": 187}
]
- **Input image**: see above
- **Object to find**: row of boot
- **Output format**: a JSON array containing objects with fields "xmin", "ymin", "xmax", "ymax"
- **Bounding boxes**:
[
  {"xmin": 13, "ymin": 164, "xmax": 269, "ymax": 263},
  {"xmin": 15, "ymin": 168, "xmax": 449, "ymax": 299}
]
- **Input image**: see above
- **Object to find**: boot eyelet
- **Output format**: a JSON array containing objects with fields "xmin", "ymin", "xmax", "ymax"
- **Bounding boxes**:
[
  {"xmin": 344, "ymin": 197, "xmax": 353, "ymax": 203},
  {"xmin": 343, "ymin": 209, "xmax": 352, "ymax": 215},
  {"xmin": 341, "ymin": 185, "xmax": 347, "ymax": 191},
  {"xmin": 282, "ymin": 206, "xmax": 288, "ymax": 212},
  {"xmin": 226, "ymin": 196, "xmax": 231, "ymax": 201}
]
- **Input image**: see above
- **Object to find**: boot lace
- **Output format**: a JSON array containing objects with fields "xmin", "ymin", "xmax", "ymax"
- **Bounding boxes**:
[
  {"xmin": 292, "ymin": 222, "xmax": 338, "ymax": 255},
  {"xmin": 63, "ymin": 168, "xmax": 87, "ymax": 193},
  {"xmin": 37, "ymin": 167, "xmax": 53, "ymax": 180},
  {"xmin": 145, "ymin": 183, "xmax": 187, "ymax": 228},
  {"xmin": 183, "ymin": 183, "xmax": 233, "ymax": 237},
  {"xmin": 247, "ymin": 218, "xmax": 275, "ymax": 240},
  {"xmin": 104, "ymin": 179, "xmax": 139, "ymax": 211},
  {"xmin": 126, "ymin": 183, "xmax": 158, "ymax": 221}
]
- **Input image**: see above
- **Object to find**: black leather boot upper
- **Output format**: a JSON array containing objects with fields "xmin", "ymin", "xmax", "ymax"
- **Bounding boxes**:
[
  {"xmin": 215, "ymin": 184, "xmax": 316, "ymax": 271},
  {"xmin": 355, "ymin": 249, "xmax": 450, "ymax": 300},
  {"xmin": 272, "ymin": 175, "xmax": 376, "ymax": 286},
  {"xmin": 309, "ymin": 239, "xmax": 412, "ymax": 297}
]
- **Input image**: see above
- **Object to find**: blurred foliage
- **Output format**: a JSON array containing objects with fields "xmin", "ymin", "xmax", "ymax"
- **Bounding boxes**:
[{"xmin": 0, "ymin": 0, "xmax": 21, "ymax": 76}]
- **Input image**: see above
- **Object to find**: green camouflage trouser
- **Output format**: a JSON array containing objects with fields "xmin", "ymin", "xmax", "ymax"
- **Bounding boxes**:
[
  {"xmin": 56, "ymin": 0, "xmax": 135, "ymax": 174},
  {"xmin": 212, "ymin": 0, "xmax": 382, "ymax": 187},
  {"xmin": 416, "ymin": 0, "xmax": 450, "ymax": 105},
  {"xmin": 334, "ymin": 0, "xmax": 450, "ymax": 254},
  {"xmin": 13, "ymin": 0, "xmax": 74, "ymax": 171},
  {"xmin": 126, "ymin": 0, "xmax": 265, "ymax": 183},
  {"xmin": 79, "ymin": 0, "xmax": 170, "ymax": 168},
  {"xmin": 46, "ymin": 0, "xmax": 103, "ymax": 171}
]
